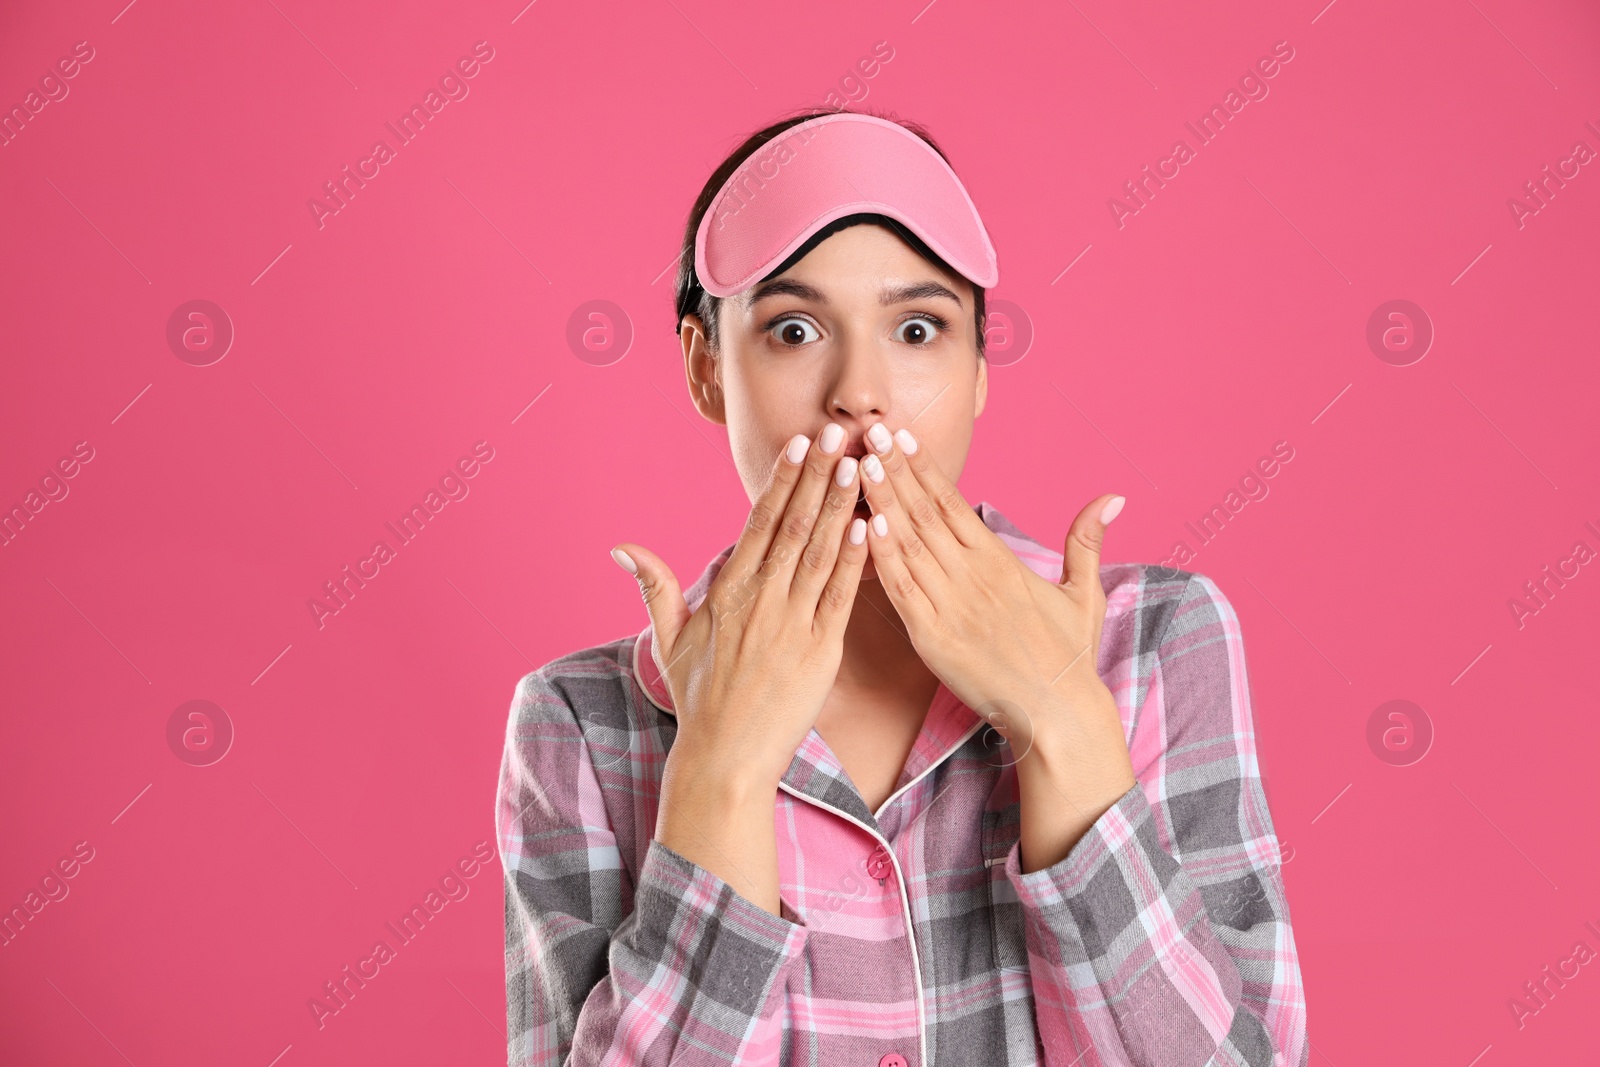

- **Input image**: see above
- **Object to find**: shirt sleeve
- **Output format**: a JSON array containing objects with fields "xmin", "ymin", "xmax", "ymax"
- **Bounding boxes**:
[
  {"xmin": 498, "ymin": 666, "xmax": 809, "ymax": 1066},
  {"xmin": 1002, "ymin": 573, "xmax": 1309, "ymax": 1067}
]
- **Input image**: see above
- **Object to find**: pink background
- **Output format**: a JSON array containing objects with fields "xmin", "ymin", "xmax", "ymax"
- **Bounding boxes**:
[{"xmin": 3, "ymin": 0, "xmax": 1598, "ymax": 1063}]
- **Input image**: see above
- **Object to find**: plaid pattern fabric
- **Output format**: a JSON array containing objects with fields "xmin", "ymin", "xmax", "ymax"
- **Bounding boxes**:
[{"xmin": 497, "ymin": 501, "xmax": 1308, "ymax": 1066}]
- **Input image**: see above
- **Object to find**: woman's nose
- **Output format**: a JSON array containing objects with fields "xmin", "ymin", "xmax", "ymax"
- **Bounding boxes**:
[{"xmin": 828, "ymin": 342, "xmax": 888, "ymax": 420}]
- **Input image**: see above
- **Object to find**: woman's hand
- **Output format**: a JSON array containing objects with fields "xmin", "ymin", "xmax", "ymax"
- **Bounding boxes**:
[
  {"xmin": 854, "ymin": 422, "xmax": 1137, "ymax": 871},
  {"xmin": 610, "ymin": 427, "xmax": 870, "ymax": 911}
]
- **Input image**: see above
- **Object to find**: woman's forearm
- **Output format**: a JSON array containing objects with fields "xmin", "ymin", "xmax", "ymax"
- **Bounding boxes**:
[{"xmin": 656, "ymin": 748, "xmax": 784, "ymax": 916}]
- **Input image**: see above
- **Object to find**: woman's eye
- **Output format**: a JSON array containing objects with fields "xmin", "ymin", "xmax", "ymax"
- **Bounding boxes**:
[
  {"xmin": 771, "ymin": 318, "xmax": 820, "ymax": 346},
  {"xmin": 895, "ymin": 316, "xmax": 944, "ymax": 346}
]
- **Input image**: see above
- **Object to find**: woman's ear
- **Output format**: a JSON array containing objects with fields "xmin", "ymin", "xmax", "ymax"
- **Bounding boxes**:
[
  {"xmin": 680, "ymin": 314, "xmax": 726, "ymax": 425},
  {"xmin": 973, "ymin": 351, "xmax": 988, "ymax": 419}
]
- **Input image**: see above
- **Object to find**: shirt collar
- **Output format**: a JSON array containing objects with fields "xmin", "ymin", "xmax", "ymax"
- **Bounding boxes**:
[{"xmin": 631, "ymin": 500, "xmax": 1066, "ymax": 823}]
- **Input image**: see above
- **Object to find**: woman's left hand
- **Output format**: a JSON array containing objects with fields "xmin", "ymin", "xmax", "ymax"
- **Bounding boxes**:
[{"xmin": 857, "ymin": 423, "xmax": 1138, "ymax": 868}]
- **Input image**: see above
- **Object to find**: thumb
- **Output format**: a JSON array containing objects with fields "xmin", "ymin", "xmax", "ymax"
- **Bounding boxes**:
[
  {"xmin": 1060, "ymin": 494, "xmax": 1124, "ymax": 590},
  {"xmin": 611, "ymin": 543, "xmax": 690, "ymax": 662}
]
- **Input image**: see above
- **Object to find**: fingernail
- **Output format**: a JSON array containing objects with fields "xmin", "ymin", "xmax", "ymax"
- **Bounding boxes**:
[
  {"xmin": 786, "ymin": 434, "xmax": 810, "ymax": 463},
  {"xmin": 836, "ymin": 456, "xmax": 859, "ymax": 487},
  {"xmin": 894, "ymin": 428, "xmax": 918, "ymax": 455},
  {"xmin": 610, "ymin": 547, "xmax": 638, "ymax": 574},
  {"xmin": 871, "ymin": 514, "xmax": 888, "ymax": 537},
  {"xmin": 861, "ymin": 454, "xmax": 885, "ymax": 483},
  {"xmin": 849, "ymin": 517, "xmax": 867, "ymax": 545},
  {"xmin": 820, "ymin": 423, "xmax": 845, "ymax": 454},
  {"xmin": 867, "ymin": 423, "xmax": 893, "ymax": 455},
  {"xmin": 1099, "ymin": 496, "xmax": 1126, "ymax": 525}
]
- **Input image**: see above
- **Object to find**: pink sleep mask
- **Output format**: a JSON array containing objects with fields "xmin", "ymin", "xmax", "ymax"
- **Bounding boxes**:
[{"xmin": 693, "ymin": 112, "xmax": 999, "ymax": 298}]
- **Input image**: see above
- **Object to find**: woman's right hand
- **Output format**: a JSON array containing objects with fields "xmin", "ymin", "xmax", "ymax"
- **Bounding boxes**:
[
  {"xmin": 610, "ymin": 426, "xmax": 870, "ymax": 912},
  {"xmin": 616, "ymin": 425, "xmax": 870, "ymax": 787}
]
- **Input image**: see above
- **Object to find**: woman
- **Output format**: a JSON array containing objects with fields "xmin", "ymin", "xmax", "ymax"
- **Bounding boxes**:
[{"xmin": 498, "ymin": 109, "xmax": 1308, "ymax": 1067}]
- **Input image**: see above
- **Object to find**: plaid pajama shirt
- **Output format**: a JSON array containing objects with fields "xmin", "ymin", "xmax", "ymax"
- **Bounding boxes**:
[{"xmin": 497, "ymin": 501, "xmax": 1309, "ymax": 1066}]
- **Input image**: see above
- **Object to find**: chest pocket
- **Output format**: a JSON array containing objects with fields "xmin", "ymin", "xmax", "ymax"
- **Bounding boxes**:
[{"xmin": 981, "ymin": 806, "xmax": 1029, "ymax": 973}]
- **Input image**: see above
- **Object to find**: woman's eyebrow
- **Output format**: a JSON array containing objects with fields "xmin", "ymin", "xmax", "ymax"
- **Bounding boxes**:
[
  {"xmin": 879, "ymin": 281, "xmax": 963, "ymax": 308},
  {"xmin": 746, "ymin": 279, "xmax": 826, "ymax": 306},
  {"xmin": 746, "ymin": 278, "xmax": 964, "ymax": 308}
]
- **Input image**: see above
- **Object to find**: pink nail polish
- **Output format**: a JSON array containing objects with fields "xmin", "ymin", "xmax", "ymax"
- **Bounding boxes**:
[{"xmin": 1099, "ymin": 496, "xmax": 1126, "ymax": 524}]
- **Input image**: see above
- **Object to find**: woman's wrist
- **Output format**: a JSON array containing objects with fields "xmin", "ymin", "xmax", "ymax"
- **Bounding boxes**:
[
  {"xmin": 1012, "ymin": 681, "xmax": 1138, "ymax": 873},
  {"xmin": 664, "ymin": 737, "xmax": 788, "ymax": 801},
  {"xmin": 657, "ymin": 743, "xmax": 785, "ymax": 914}
]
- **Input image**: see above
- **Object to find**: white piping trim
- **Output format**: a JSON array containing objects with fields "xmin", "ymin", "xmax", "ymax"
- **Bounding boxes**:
[
  {"xmin": 780, "ymin": 718, "xmax": 987, "ymax": 1067},
  {"xmin": 873, "ymin": 718, "xmax": 988, "ymax": 820},
  {"xmin": 637, "ymin": 627, "xmax": 995, "ymax": 1067},
  {"xmin": 778, "ymin": 781, "xmax": 928, "ymax": 1067}
]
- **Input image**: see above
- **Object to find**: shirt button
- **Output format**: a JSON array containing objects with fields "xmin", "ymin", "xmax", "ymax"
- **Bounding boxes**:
[
  {"xmin": 866, "ymin": 844, "xmax": 892, "ymax": 881},
  {"xmin": 878, "ymin": 1055, "xmax": 908, "ymax": 1067}
]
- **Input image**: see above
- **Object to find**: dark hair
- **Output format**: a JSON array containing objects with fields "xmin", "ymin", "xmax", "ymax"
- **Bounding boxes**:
[{"xmin": 673, "ymin": 107, "xmax": 988, "ymax": 358}]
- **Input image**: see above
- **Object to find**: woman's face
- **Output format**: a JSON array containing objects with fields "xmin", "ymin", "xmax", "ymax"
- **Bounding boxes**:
[{"xmin": 681, "ymin": 222, "xmax": 988, "ymax": 583}]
